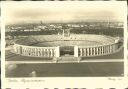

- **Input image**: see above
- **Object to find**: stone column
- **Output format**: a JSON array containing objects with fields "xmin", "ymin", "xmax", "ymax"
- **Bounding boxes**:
[
  {"xmin": 100, "ymin": 47, "xmax": 102, "ymax": 55},
  {"xmin": 110, "ymin": 45, "xmax": 112, "ymax": 53},
  {"xmin": 98, "ymin": 47, "xmax": 100, "ymax": 55},
  {"xmin": 31, "ymin": 48, "xmax": 33, "ymax": 56},
  {"xmin": 27, "ymin": 47, "xmax": 29, "ymax": 56},
  {"xmin": 50, "ymin": 49, "xmax": 52, "ymax": 57},
  {"xmin": 56, "ymin": 46, "xmax": 60, "ymax": 57},
  {"xmin": 51, "ymin": 49, "xmax": 54, "ymax": 57},
  {"xmin": 43, "ymin": 49, "xmax": 46, "ymax": 57},
  {"xmin": 40, "ymin": 48, "xmax": 42, "ymax": 57},
  {"xmin": 80, "ymin": 48, "xmax": 82, "ymax": 56},
  {"xmin": 95, "ymin": 47, "xmax": 97, "ymax": 55},
  {"xmin": 107, "ymin": 46, "xmax": 109, "ymax": 54},
  {"xmin": 112, "ymin": 45, "xmax": 114, "ymax": 53},
  {"xmin": 28, "ymin": 48, "xmax": 30, "ymax": 56},
  {"xmin": 106, "ymin": 45, "xmax": 109, "ymax": 54},
  {"xmin": 46, "ymin": 49, "xmax": 48, "ymax": 57},
  {"xmin": 24, "ymin": 47, "xmax": 26, "ymax": 56},
  {"xmin": 74, "ymin": 46, "xmax": 78, "ymax": 57},
  {"xmin": 89, "ymin": 48, "xmax": 92, "ymax": 56},
  {"xmin": 108, "ymin": 45, "xmax": 110, "ymax": 53},
  {"xmin": 84, "ymin": 48, "xmax": 86, "ymax": 56},
  {"xmin": 93, "ymin": 47, "xmax": 95, "ymax": 56},
  {"xmin": 33, "ymin": 48, "xmax": 36, "ymax": 57},
  {"xmin": 113, "ymin": 44, "xmax": 116, "ymax": 52},
  {"xmin": 38, "ymin": 48, "xmax": 41, "ymax": 57},
  {"xmin": 87, "ymin": 48, "xmax": 89, "ymax": 56},
  {"xmin": 104, "ymin": 46, "xmax": 107, "ymax": 54},
  {"xmin": 101, "ymin": 46, "xmax": 103, "ymax": 54},
  {"xmin": 47, "ymin": 49, "xmax": 49, "ymax": 57}
]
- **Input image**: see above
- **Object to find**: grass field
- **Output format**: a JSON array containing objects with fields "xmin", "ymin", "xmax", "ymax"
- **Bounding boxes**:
[{"xmin": 33, "ymin": 40, "xmax": 103, "ymax": 47}]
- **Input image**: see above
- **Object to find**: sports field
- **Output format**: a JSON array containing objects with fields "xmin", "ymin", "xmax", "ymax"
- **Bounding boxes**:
[{"xmin": 33, "ymin": 40, "xmax": 103, "ymax": 47}]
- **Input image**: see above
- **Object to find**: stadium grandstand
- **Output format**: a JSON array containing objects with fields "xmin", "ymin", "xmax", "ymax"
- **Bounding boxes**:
[
  {"xmin": 5, "ymin": 21, "xmax": 124, "ymax": 77},
  {"xmin": 6, "ymin": 21, "xmax": 124, "ymax": 62}
]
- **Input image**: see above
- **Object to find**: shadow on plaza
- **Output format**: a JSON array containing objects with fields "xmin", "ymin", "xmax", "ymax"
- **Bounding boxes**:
[{"xmin": 6, "ymin": 62, "xmax": 124, "ymax": 77}]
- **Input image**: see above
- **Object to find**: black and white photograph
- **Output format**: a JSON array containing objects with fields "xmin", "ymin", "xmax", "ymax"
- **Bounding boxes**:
[{"xmin": 4, "ymin": 1, "xmax": 126, "ymax": 77}]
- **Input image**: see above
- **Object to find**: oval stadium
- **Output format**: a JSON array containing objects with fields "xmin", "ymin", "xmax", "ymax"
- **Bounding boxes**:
[
  {"xmin": 13, "ymin": 34, "xmax": 123, "ymax": 60},
  {"xmin": 5, "ymin": 22, "xmax": 124, "ymax": 77}
]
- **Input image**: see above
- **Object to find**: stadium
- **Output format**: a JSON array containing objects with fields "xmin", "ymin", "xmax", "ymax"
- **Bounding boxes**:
[
  {"xmin": 5, "ymin": 21, "xmax": 124, "ymax": 77},
  {"xmin": 5, "ymin": 1, "xmax": 125, "ymax": 77},
  {"xmin": 11, "ymin": 28, "xmax": 123, "ymax": 63}
]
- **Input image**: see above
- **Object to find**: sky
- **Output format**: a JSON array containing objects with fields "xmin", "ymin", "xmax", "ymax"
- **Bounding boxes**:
[{"xmin": 3, "ymin": 1, "xmax": 127, "ymax": 24}]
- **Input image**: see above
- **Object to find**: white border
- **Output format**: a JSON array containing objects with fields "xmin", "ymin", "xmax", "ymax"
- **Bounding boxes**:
[{"xmin": 1, "ymin": 1, "xmax": 128, "ymax": 89}]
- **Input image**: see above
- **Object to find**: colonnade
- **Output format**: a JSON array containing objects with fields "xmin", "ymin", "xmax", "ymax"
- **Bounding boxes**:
[
  {"xmin": 13, "ymin": 44, "xmax": 60, "ymax": 57},
  {"xmin": 13, "ymin": 42, "xmax": 121, "ymax": 58},
  {"xmin": 77, "ymin": 44, "xmax": 119, "ymax": 57}
]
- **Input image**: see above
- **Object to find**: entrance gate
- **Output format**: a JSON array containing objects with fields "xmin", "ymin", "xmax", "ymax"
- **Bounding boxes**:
[{"xmin": 60, "ymin": 46, "xmax": 74, "ymax": 57}]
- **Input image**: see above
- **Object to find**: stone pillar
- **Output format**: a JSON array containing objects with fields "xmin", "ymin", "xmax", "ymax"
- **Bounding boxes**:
[
  {"xmin": 90, "ymin": 48, "xmax": 91, "ymax": 56},
  {"xmin": 93, "ymin": 47, "xmax": 95, "ymax": 56},
  {"xmin": 16, "ymin": 46, "xmax": 19, "ymax": 54},
  {"xmin": 28, "ymin": 48, "xmax": 30, "ymax": 56},
  {"xmin": 52, "ymin": 49, "xmax": 54, "ymax": 57},
  {"xmin": 84, "ymin": 48, "xmax": 86, "ymax": 56},
  {"xmin": 22, "ymin": 47, "xmax": 24, "ymax": 55},
  {"xmin": 47, "ymin": 49, "xmax": 49, "ymax": 57},
  {"xmin": 49, "ymin": 49, "xmax": 51, "ymax": 57},
  {"xmin": 100, "ymin": 47, "xmax": 102, "ymax": 55},
  {"xmin": 89, "ymin": 48, "xmax": 90, "ymax": 56},
  {"xmin": 96, "ymin": 47, "xmax": 98, "ymax": 55},
  {"xmin": 74, "ymin": 46, "xmax": 78, "ymax": 57},
  {"xmin": 107, "ymin": 46, "xmax": 109, "ymax": 54},
  {"xmin": 108, "ymin": 45, "xmax": 110, "ymax": 53},
  {"xmin": 112, "ymin": 45, "xmax": 114, "ymax": 52},
  {"xmin": 95, "ymin": 47, "xmax": 97, "ymax": 55},
  {"xmin": 24, "ymin": 47, "xmax": 27, "ymax": 56},
  {"xmin": 43, "ymin": 49, "xmax": 46, "ymax": 57},
  {"xmin": 113, "ymin": 44, "xmax": 116, "ymax": 52},
  {"xmin": 56, "ymin": 46, "xmax": 60, "ymax": 57},
  {"xmin": 46, "ymin": 49, "xmax": 48, "ymax": 57},
  {"xmin": 101, "ymin": 46, "xmax": 103, "ymax": 54},
  {"xmin": 98, "ymin": 47, "xmax": 100, "ymax": 55},
  {"xmin": 40, "ymin": 48, "xmax": 43, "ymax": 57},
  {"xmin": 33, "ymin": 48, "xmax": 36, "ymax": 56},
  {"xmin": 38, "ymin": 48, "xmax": 41, "ymax": 57},
  {"xmin": 80, "ymin": 48, "xmax": 82, "ymax": 56},
  {"xmin": 106, "ymin": 46, "xmax": 108, "ymax": 54},
  {"xmin": 87, "ymin": 48, "xmax": 89, "ymax": 56},
  {"xmin": 104, "ymin": 46, "xmax": 106, "ymax": 54},
  {"xmin": 110, "ymin": 45, "xmax": 112, "ymax": 53}
]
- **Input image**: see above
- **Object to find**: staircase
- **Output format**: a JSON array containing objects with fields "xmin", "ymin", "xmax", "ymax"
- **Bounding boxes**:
[{"xmin": 58, "ymin": 56, "xmax": 79, "ymax": 63}]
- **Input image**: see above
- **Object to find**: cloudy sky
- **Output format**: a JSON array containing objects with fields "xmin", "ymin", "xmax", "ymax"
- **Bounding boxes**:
[{"xmin": 4, "ymin": 1, "xmax": 127, "ymax": 24}]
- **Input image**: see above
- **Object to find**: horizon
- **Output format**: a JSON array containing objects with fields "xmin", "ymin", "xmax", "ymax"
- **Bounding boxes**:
[{"xmin": 4, "ymin": 2, "xmax": 126, "ymax": 25}]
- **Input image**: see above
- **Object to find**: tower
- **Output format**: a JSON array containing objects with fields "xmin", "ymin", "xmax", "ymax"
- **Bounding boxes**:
[{"xmin": 62, "ymin": 25, "xmax": 70, "ymax": 37}]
